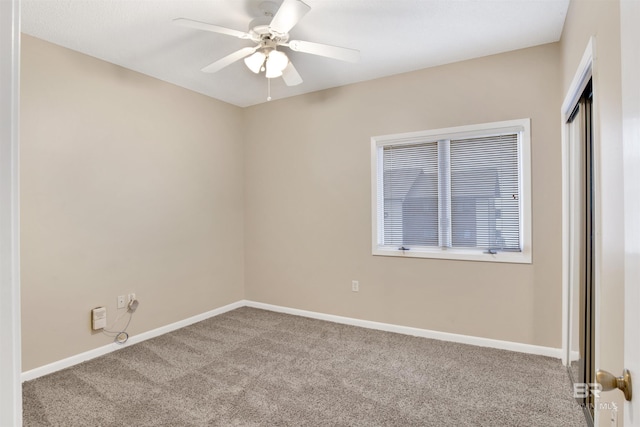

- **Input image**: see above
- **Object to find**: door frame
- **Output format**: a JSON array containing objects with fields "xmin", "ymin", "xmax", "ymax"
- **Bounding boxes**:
[
  {"xmin": 561, "ymin": 37, "xmax": 600, "ymax": 425},
  {"xmin": 620, "ymin": 1, "xmax": 640, "ymax": 425},
  {"xmin": 562, "ymin": 37, "xmax": 597, "ymax": 366},
  {"xmin": 0, "ymin": 0, "xmax": 22, "ymax": 425}
]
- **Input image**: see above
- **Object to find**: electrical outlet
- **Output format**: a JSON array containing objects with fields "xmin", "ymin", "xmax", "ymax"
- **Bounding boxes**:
[
  {"xmin": 128, "ymin": 293, "xmax": 136, "ymax": 303},
  {"xmin": 352, "ymin": 280, "xmax": 359, "ymax": 292},
  {"xmin": 117, "ymin": 295, "xmax": 126, "ymax": 309}
]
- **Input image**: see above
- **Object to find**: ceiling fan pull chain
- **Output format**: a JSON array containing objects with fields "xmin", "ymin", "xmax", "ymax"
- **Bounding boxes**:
[{"xmin": 267, "ymin": 77, "xmax": 272, "ymax": 102}]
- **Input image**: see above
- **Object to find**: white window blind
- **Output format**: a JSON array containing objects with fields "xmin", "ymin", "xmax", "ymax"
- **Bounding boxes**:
[
  {"xmin": 382, "ymin": 142, "xmax": 438, "ymax": 248},
  {"xmin": 372, "ymin": 119, "xmax": 530, "ymax": 263},
  {"xmin": 449, "ymin": 134, "xmax": 520, "ymax": 251}
]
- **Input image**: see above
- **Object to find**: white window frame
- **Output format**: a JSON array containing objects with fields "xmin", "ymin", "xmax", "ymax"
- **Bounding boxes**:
[{"xmin": 371, "ymin": 119, "xmax": 532, "ymax": 264}]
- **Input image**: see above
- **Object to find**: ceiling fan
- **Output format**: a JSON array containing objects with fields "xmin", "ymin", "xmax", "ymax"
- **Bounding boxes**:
[{"xmin": 174, "ymin": 0, "xmax": 360, "ymax": 87}]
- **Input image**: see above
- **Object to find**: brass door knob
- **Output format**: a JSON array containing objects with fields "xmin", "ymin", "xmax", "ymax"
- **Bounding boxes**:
[{"xmin": 596, "ymin": 369, "xmax": 632, "ymax": 401}]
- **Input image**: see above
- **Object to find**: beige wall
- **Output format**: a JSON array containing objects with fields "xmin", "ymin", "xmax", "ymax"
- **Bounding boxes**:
[
  {"xmin": 20, "ymin": 35, "xmax": 245, "ymax": 371},
  {"xmin": 243, "ymin": 43, "xmax": 563, "ymax": 348},
  {"xmin": 20, "ymin": 30, "xmax": 575, "ymax": 372},
  {"xmin": 560, "ymin": 0, "xmax": 625, "ymax": 422}
]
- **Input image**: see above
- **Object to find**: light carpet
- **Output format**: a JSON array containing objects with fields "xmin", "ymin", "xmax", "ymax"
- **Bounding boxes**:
[{"xmin": 23, "ymin": 307, "xmax": 586, "ymax": 426}]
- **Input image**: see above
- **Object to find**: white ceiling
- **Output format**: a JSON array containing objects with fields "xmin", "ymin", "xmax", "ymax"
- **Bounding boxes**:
[{"xmin": 21, "ymin": 0, "xmax": 570, "ymax": 107}]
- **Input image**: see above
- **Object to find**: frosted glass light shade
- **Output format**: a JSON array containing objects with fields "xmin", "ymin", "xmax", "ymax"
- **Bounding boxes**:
[
  {"xmin": 244, "ymin": 51, "xmax": 266, "ymax": 73},
  {"xmin": 265, "ymin": 65, "xmax": 283, "ymax": 78},
  {"xmin": 267, "ymin": 50, "xmax": 288, "ymax": 72}
]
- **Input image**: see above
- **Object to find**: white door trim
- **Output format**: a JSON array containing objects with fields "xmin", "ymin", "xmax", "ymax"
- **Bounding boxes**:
[
  {"xmin": 0, "ymin": 0, "xmax": 22, "ymax": 425},
  {"xmin": 620, "ymin": 1, "xmax": 640, "ymax": 425},
  {"xmin": 561, "ymin": 37, "xmax": 595, "ymax": 367}
]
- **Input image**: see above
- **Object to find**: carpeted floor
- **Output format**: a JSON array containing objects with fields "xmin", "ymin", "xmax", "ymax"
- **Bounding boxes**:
[{"xmin": 23, "ymin": 307, "xmax": 586, "ymax": 426}]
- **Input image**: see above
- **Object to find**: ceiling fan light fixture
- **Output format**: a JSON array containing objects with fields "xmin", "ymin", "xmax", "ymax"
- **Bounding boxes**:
[
  {"xmin": 244, "ymin": 51, "xmax": 266, "ymax": 73},
  {"xmin": 266, "ymin": 50, "xmax": 289, "ymax": 73},
  {"xmin": 265, "ymin": 64, "xmax": 283, "ymax": 78}
]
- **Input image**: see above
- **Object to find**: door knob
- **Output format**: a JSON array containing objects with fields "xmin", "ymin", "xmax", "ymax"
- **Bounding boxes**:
[{"xmin": 596, "ymin": 369, "xmax": 632, "ymax": 401}]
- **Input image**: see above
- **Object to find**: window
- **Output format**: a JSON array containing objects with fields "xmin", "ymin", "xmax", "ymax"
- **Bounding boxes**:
[{"xmin": 371, "ymin": 119, "xmax": 531, "ymax": 263}]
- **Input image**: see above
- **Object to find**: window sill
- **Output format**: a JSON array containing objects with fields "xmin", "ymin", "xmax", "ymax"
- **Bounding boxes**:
[{"xmin": 372, "ymin": 247, "xmax": 532, "ymax": 264}]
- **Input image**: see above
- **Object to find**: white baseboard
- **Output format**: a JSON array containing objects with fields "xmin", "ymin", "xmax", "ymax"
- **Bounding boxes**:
[
  {"xmin": 21, "ymin": 300, "xmax": 244, "ymax": 382},
  {"xmin": 244, "ymin": 300, "xmax": 564, "ymax": 359},
  {"xmin": 22, "ymin": 299, "xmax": 563, "ymax": 382}
]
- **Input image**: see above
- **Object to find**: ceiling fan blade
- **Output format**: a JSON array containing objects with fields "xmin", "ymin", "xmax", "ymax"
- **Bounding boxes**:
[
  {"xmin": 288, "ymin": 40, "xmax": 360, "ymax": 63},
  {"xmin": 282, "ymin": 62, "xmax": 303, "ymax": 86},
  {"xmin": 201, "ymin": 46, "xmax": 258, "ymax": 73},
  {"xmin": 173, "ymin": 18, "xmax": 251, "ymax": 40},
  {"xmin": 269, "ymin": 0, "xmax": 311, "ymax": 35}
]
